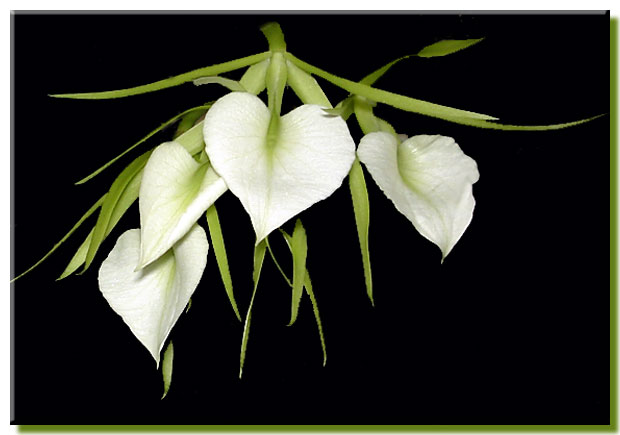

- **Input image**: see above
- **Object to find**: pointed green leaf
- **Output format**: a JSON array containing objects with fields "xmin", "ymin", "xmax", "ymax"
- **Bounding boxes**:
[
  {"xmin": 161, "ymin": 341, "xmax": 174, "ymax": 400},
  {"xmin": 289, "ymin": 219, "xmax": 308, "ymax": 326},
  {"xmin": 284, "ymin": 53, "xmax": 499, "ymax": 122},
  {"xmin": 278, "ymin": 230, "xmax": 326, "ymax": 365},
  {"xmin": 203, "ymin": 92, "xmax": 356, "ymax": 244},
  {"xmin": 239, "ymin": 59, "xmax": 269, "ymax": 95},
  {"xmin": 11, "ymin": 195, "xmax": 106, "ymax": 282},
  {"xmin": 193, "ymin": 76, "xmax": 246, "ymax": 92},
  {"xmin": 51, "ymin": 51, "xmax": 270, "ymax": 99},
  {"xmin": 83, "ymin": 151, "xmax": 152, "ymax": 273},
  {"xmin": 206, "ymin": 204, "xmax": 241, "ymax": 321},
  {"xmin": 286, "ymin": 60, "xmax": 331, "ymax": 107},
  {"xmin": 240, "ymin": 240, "xmax": 267, "ymax": 379},
  {"xmin": 348, "ymin": 159, "xmax": 374, "ymax": 305},
  {"xmin": 76, "ymin": 105, "xmax": 211, "ymax": 185},
  {"xmin": 138, "ymin": 142, "xmax": 227, "ymax": 268},
  {"xmin": 98, "ymin": 225, "xmax": 208, "ymax": 366},
  {"xmin": 417, "ymin": 38, "xmax": 484, "ymax": 58}
]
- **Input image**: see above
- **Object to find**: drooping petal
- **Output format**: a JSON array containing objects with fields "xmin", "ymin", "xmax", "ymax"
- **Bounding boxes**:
[
  {"xmin": 98, "ymin": 225, "xmax": 208, "ymax": 366},
  {"xmin": 203, "ymin": 92, "xmax": 356, "ymax": 243},
  {"xmin": 357, "ymin": 132, "xmax": 479, "ymax": 260},
  {"xmin": 139, "ymin": 141, "xmax": 227, "ymax": 268}
]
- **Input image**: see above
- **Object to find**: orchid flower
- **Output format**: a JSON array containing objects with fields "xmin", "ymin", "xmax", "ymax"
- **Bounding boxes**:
[{"xmin": 13, "ymin": 20, "xmax": 600, "ymax": 395}]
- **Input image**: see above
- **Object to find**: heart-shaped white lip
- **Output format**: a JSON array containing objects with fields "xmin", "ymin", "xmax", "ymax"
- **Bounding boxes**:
[{"xmin": 203, "ymin": 92, "xmax": 356, "ymax": 243}]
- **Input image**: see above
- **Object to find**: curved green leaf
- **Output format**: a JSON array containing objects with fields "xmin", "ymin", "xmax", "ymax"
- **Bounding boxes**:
[
  {"xmin": 161, "ymin": 341, "xmax": 174, "ymax": 400},
  {"xmin": 11, "ymin": 195, "xmax": 106, "ymax": 282},
  {"xmin": 76, "ymin": 105, "xmax": 211, "ymax": 185},
  {"xmin": 240, "ymin": 240, "xmax": 267, "ymax": 379},
  {"xmin": 284, "ymin": 53, "xmax": 499, "ymax": 121},
  {"xmin": 206, "ymin": 204, "xmax": 241, "ymax": 321},
  {"xmin": 51, "ymin": 52, "xmax": 270, "ymax": 99}
]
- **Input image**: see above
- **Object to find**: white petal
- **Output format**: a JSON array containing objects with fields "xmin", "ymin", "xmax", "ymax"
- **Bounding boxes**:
[
  {"xmin": 358, "ymin": 132, "xmax": 479, "ymax": 260},
  {"xmin": 139, "ymin": 141, "xmax": 227, "ymax": 268},
  {"xmin": 98, "ymin": 225, "xmax": 208, "ymax": 366},
  {"xmin": 203, "ymin": 92, "xmax": 356, "ymax": 243}
]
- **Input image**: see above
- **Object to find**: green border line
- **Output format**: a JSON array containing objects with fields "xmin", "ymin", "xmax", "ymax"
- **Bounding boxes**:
[
  {"xmin": 610, "ymin": 16, "xmax": 618, "ymax": 433},
  {"xmin": 15, "ymin": 17, "xmax": 616, "ymax": 434}
]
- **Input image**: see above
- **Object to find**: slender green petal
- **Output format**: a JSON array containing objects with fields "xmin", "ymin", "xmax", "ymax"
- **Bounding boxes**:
[
  {"xmin": 98, "ymin": 225, "xmax": 208, "ymax": 366},
  {"xmin": 417, "ymin": 38, "xmax": 484, "ymax": 58},
  {"xmin": 83, "ymin": 151, "xmax": 152, "ymax": 272},
  {"xmin": 58, "ymin": 229, "xmax": 93, "ymax": 280},
  {"xmin": 289, "ymin": 220, "xmax": 308, "ymax": 326},
  {"xmin": 360, "ymin": 55, "xmax": 415, "ymax": 86},
  {"xmin": 348, "ymin": 159, "xmax": 373, "ymax": 305},
  {"xmin": 161, "ymin": 341, "xmax": 174, "ymax": 400},
  {"xmin": 76, "ymin": 105, "xmax": 211, "ymax": 185},
  {"xmin": 60, "ymin": 163, "xmax": 144, "ymax": 280},
  {"xmin": 193, "ymin": 76, "xmax": 246, "ymax": 92},
  {"xmin": 203, "ymin": 92, "xmax": 356, "ymax": 244},
  {"xmin": 260, "ymin": 22, "xmax": 286, "ymax": 52},
  {"xmin": 266, "ymin": 53, "xmax": 288, "ymax": 116},
  {"xmin": 441, "ymin": 114, "xmax": 605, "ymax": 131},
  {"xmin": 279, "ymin": 230, "xmax": 326, "ymax": 365},
  {"xmin": 51, "ymin": 52, "xmax": 270, "ymax": 99},
  {"xmin": 240, "ymin": 240, "xmax": 267, "ymax": 379},
  {"xmin": 323, "ymin": 97, "xmax": 354, "ymax": 119},
  {"xmin": 11, "ymin": 195, "xmax": 106, "ymax": 282},
  {"xmin": 286, "ymin": 60, "xmax": 331, "ymax": 107},
  {"xmin": 139, "ymin": 142, "xmax": 228, "ymax": 268},
  {"xmin": 265, "ymin": 237, "xmax": 292, "ymax": 287},
  {"xmin": 284, "ymin": 53, "xmax": 499, "ymax": 121},
  {"xmin": 354, "ymin": 97, "xmax": 382, "ymax": 134},
  {"xmin": 240, "ymin": 59, "xmax": 270, "ymax": 95},
  {"xmin": 376, "ymin": 117, "xmax": 397, "ymax": 136},
  {"xmin": 206, "ymin": 204, "xmax": 241, "ymax": 321},
  {"xmin": 358, "ymin": 132, "xmax": 480, "ymax": 260}
]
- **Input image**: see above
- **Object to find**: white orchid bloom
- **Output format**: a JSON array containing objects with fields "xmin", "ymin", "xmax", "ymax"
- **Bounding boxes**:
[
  {"xmin": 203, "ymin": 92, "xmax": 356, "ymax": 244},
  {"xmin": 98, "ymin": 224, "xmax": 208, "ymax": 366},
  {"xmin": 357, "ymin": 132, "xmax": 479, "ymax": 260},
  {"xmin": 138, "ymin": 141, "xmax": 227, "ymax": 268}
]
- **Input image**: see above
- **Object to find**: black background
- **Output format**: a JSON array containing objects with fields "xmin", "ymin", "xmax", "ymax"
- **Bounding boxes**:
[{"xmin": 12, "ymin": 13, "xmax": 609, "ymax": 424}]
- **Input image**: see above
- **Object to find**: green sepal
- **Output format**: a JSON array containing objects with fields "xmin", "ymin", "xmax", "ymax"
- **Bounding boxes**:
[
  {"xmin": 76, "ymin": 105, "xmax": 211, "ymax": 185},
  {"xmin": 442, "ymin": 114, "xmax": 606, "ymax": 131},
  {"xmin": 11, "ymin": 195, "xmax": 106, "ymax": 282},
  {"xmin": 323, "ymin": 97, "xmax": 354, "ymax": 120},
  {"xmin": 57, "ymin": 229, "xmax": 93, "ymax": 280},
  {"xmin": 266, "ymin": 52, "xmax": 288, "ymax": 116},
  {"xmin": 284, "ymin": 52, "xmax": 499, "ymax": 122},
  {"xmin": 276, "ymin": 230, "xmax": 327, "ymax": 365},
  {"xmin": 239, "ymin": 240, "xmax": 267, "ymax": 379},
  {"xmin": 260, "ymin": 22, "xmax": 286, "ymax": 52},
  {"xmin": 288, "ymin": 219, "xmax": 308, "ymax": 326},
  {"xmin": 161, "ymin": 341, "xmax": 174, "ymax": 400},
  {"xmin": 354, "ymin": 96, "xmax": 381, "ymax": 135},
  {"xmin": 83, "ymin": 151, "xmax": 152, "ymax": 273},
  {"xmin": 286, "ymin": 60, "xmax": 331, "ymax": 107},
  {"xmin": 206, "ymin": 204, "xmax": 241, "ymax": 321},
  {"xmin": 417, "ymin": 38, "xmax": 484, "ymax": 58},
  {"xmin": 240, "ymin": 60, "xmax": 270, "ymax": 95},
  {"xmin": 50, "ymin": 51, "xmax": 270, "ymax": 100},
  {"xmin": 193, "ymin": 76, "xmax": 246, "ymax": 92},
  {"xmin": 348, "ymin": 159, "xmax": 374, "ymax": 306}
]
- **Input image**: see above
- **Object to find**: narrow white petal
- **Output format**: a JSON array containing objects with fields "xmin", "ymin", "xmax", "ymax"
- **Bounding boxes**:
[
  {"xmin": 139, "ymin": 142, "xmax": 227, "ymax": 268},
  {"xmin": 358, "ymin": 132, "xmax": 479, "ymax": 259},
  {"xmin": 203, "ymin": 92, "xmax": 356, "ymax": 243},
  {"xmin": 98, "ymin": 225, "xmax": 208, "ymax": 366}
]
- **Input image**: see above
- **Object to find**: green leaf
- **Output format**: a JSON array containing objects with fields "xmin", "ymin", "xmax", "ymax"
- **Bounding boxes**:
[
  {"xmin": 11, "ymin": 195, "xmax": 106, "ymax": 282},
  {"xmin": 51, "ymin": 51, "xmax": 271, "ymax": 99},
  {"xmin": 240, "ymin": 60, "xmax": 269, "ymax": 95},
  {"xmin": 206, "ymin": 204, "xmax": 241, "ymax": 321},
  {"xmin": 348, "ymin": 159, "xmax": 373, "ymax": 306},
  {"xmin": 83, "ymin": 151, "xmax": 152, "ymax": 273},
  {"xmin": 278, "ymin": 230, "xmax": 326, "ymax": 365},
  {"xmin": 193, "ymin": 76, "xmax": 246, "ymax": 92},
  {"xmin": 76, "ymin": 105, "xmax": 211, "ymax": 185},
  {"xmin": 417, "ymin": 38, "xmax": 484, "ymax": 58},
  {"xmin": 240, "ymin": 240, "xmax": 267, "ymax": 379},
  {"xmin": 286, "ymin": 60, "xmax": 332, "ymax": 107},
  {"xmin": 161, "ymin": 341, "xmax": 174, "ymax": 400},
  {"xmin": 289, "ymin": 219, "xmax": 308, "ymax": 326},
  {"xmin": 284, "ymin": 53, "xmax": 499, "ymax": 122}
]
